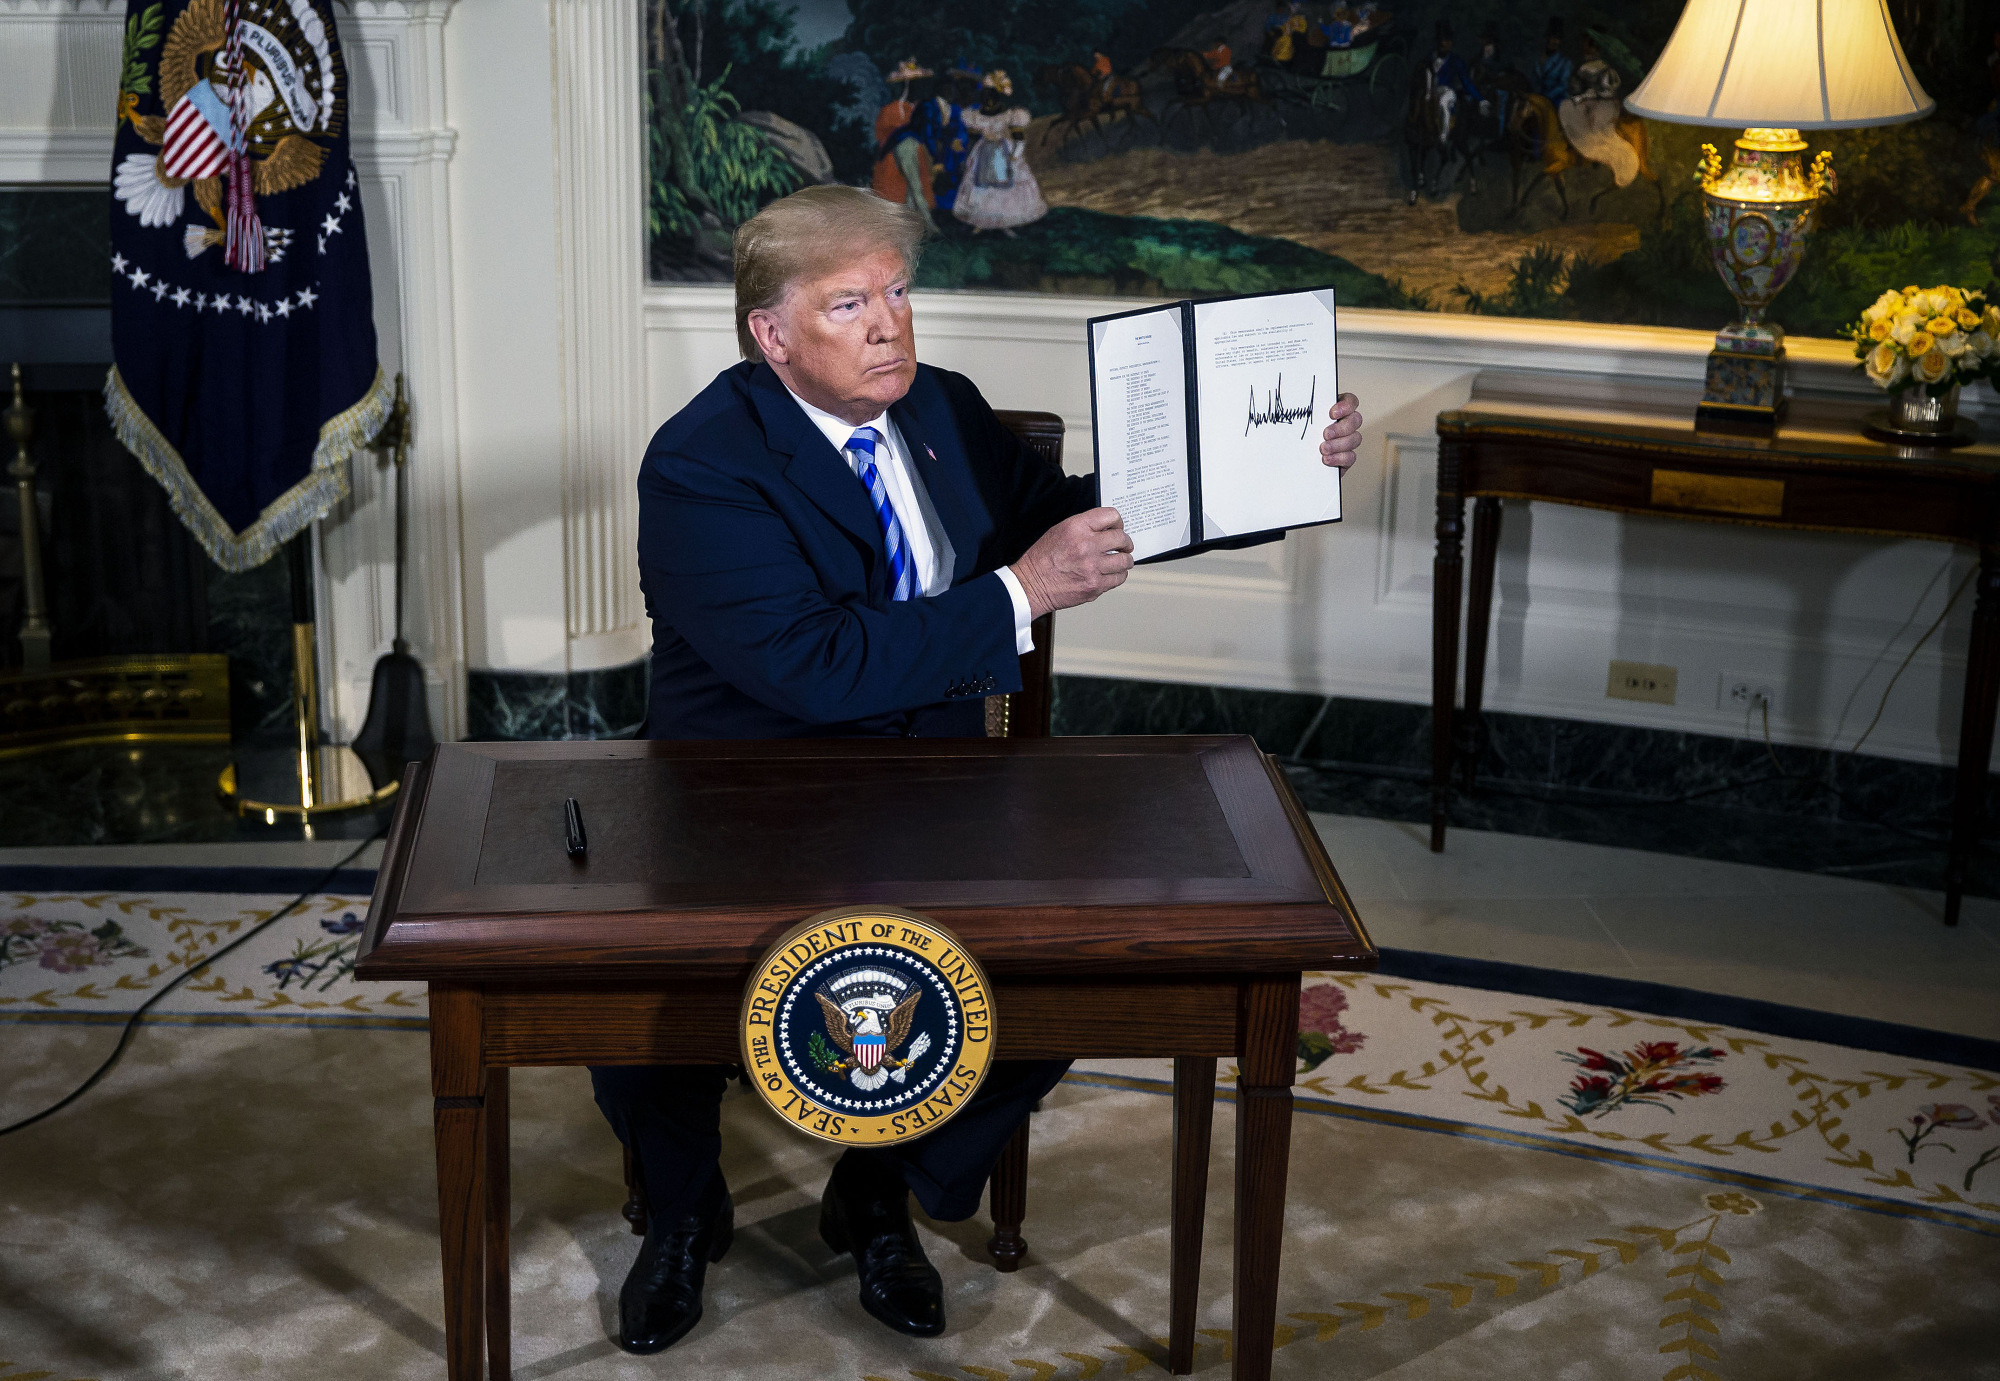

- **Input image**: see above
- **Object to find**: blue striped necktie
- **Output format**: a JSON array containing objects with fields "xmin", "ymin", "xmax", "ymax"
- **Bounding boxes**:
[{"xmin": 845, "ymin": 426, "xmax": 916, "ymax": 601}]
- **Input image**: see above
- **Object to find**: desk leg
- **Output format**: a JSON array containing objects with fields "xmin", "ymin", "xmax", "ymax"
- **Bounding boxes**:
[
  {"xmin": 1168, "ymin": 1055, "xmax": 1216, "ymax": 1375},
  {"xmin": 1232, "ymin": 978, "xmax": 1299, "ymax": 1381},
  {"xmin": 430, "ymin": 985, "xmax": 486, "ymax": 1381},
  {"xmin": 485, "ymin": 1068, "xmax": 511, "ymax": 1381},
  {"xmin": 1947, "ymin": 554, "xmax": 2000, "ymax": 926},
  {"xmin": 1459, "ymin": 497, "xmax": 1501, "ymax": 792},
  {"xmin": 1432, "ymin": 488, "xmax": 1467, "ymax": 851}
]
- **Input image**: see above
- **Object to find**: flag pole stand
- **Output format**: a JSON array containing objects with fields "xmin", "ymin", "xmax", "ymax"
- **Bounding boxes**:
[{"xmin": 219, "ymin": 533, "xmax": 397, "ymax": 828}]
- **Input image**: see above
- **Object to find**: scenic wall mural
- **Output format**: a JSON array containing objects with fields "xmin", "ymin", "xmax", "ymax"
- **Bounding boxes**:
[{"xmin": 643, "ymin": 0, "xmax": 1993, "ymax": 340}]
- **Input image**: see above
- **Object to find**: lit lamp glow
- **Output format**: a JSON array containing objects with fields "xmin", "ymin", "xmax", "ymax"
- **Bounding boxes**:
[{"xmin": 1626, "ymin": 0, "xmax": 1933, "ymax": 429}]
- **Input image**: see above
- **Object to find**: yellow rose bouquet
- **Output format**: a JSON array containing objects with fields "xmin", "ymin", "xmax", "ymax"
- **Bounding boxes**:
[{"xmin": 1848, "ymin": 284, "xmax": 2000, "ymax": 396}]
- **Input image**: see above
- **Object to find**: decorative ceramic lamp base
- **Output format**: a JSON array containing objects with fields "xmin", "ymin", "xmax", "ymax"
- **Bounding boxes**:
[
  {"xmin": 1697, "ymin": 320, "xmax": 1787, "ymax": 432},
  {"xmin": 1694, "ymin": 130, "xmax": 1832, "ymax": 434}
]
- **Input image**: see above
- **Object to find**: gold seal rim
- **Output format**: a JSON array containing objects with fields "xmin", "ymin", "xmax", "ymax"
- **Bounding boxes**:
[{"xmin": 739, "ymin": 905, "xmax": 995, "ymax": 1147}]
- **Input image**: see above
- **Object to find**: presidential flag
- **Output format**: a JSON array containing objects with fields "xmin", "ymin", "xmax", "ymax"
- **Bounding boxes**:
[{"xmin": 105, "ymin": 0, "xmax": 389, "ymax": 572}]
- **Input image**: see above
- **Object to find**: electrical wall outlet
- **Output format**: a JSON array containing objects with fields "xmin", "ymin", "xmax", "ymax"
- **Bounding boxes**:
[
  {"xmin": 1607, "ymin": 660, "xmax": 1677, "ymax": 705},
  {"xmin": 1720, "ymin": 675, "xmax": 1778, "ymax": 714}
]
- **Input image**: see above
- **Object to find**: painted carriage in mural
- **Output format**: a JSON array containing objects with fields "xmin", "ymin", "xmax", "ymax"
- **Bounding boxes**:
[{"xmin": 1256, "ymin": 15, "xmax": 1405, "ymax": 126}]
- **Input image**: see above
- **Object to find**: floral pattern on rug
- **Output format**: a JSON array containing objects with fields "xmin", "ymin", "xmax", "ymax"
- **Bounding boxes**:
[
  {"xmin": 1150, "ymin": 972, "xmax": 2000, "ymax": 1232},
  {"xmin": 263, "ymin": 911, "xmax": 367, "ymax": 993},
  {"xmin": 1893, "ymin": 1097, "xmax": 2000, "ymax": 1194},
  {"xmin": 0, "ymin": 891, "xmax": 419, "ymax": 1022},
  {"xmin": 1297, "ymin": 981, "xmax": 1366, "ymax": 1070},
  {"xmin": 1557, "ymin": 1039, "xmax": 1727, "ymax": 1117},
  {"xmin": 6, "ymin": 891, "xmax": 1997, "ymax": 1231},
  {"xmin": 2, "ymin": 913, "xmax": 148, "ymax": 974}
]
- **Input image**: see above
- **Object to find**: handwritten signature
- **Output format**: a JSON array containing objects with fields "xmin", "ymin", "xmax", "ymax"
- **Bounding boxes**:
[{"xmin": 1245, "ymin": 373, "xmax": 1317, "ymax": 439}]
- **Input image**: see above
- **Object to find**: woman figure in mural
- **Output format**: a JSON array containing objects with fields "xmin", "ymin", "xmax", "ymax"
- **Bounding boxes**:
[
  {"xmin": 1265, "ymin": 2, "xmax": 1310, "ymax": 68},
  {"xmin": 1505, "ymin": 33, "xmax": 1660, "ymax": 222},
  {"xmin": 953, "ymin": 70, "xmax": 1047, "ymax": 236},
  {"xmin": 871, "ymin": 59, "xmax": 935, "ymax": 229},
  {"xmin": 1558, "ymin": 33, "xmax": 1639, "ymax": 189}
]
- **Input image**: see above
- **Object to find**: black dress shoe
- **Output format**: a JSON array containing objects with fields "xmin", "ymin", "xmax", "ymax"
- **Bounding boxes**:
[
  {"xmin": 819, "ymin": 1155, "xmax": 945, "ymax": 1337},
  {"xmin": 616, "ymin": 1183, "xmax": 734, "ymax": 1354}
]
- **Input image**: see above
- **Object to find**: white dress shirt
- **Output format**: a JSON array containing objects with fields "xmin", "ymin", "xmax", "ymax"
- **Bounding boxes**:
[{"xmin": 786, "ymin": 385, "xmax": 1035, "ymax": 654}]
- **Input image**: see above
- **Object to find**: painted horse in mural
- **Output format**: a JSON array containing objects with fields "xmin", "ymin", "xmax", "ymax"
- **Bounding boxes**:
[
  {"xmin": 1506, "ymin": 92, "xmax": 1666, "ymax": 221},
  {"xmin": 1144, "ymin": 47, "xmax": 1271, "ymax": 140},
  {"xmin": 1402, "ymin": 59, "xmax": 1472, "ymax": 203},
  {"xmin": 1037, "ymin": 62, "xmax": 1160, "ymax": 151}
]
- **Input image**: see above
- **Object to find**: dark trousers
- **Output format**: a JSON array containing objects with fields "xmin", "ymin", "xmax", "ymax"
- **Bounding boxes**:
[{"xmin": 590, "ymin": 1058, "xmax": 1070, "ymax": 1225}]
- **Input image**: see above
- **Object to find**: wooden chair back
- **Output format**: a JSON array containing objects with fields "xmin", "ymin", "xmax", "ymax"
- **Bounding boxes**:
[{"xmin": 990, "ymin": 410, "xmax": 1063, "ymax": 739}]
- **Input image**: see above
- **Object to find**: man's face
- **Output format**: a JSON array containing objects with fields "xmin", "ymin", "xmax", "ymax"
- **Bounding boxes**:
[{"xmin": 752, "ymin": 245, "xmax": 918, "ymax": 426}]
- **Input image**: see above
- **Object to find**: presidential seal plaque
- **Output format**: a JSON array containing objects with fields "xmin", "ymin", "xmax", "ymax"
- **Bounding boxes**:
[{"xmin": 741, "ymin": 906, "xmax": 994, "ymax": 1146}]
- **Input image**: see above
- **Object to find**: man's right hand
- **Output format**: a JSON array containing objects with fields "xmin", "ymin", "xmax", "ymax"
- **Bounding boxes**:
[{"xmin": 1009, "ymin": 507, "xmax": 1133, "ymax": 619}]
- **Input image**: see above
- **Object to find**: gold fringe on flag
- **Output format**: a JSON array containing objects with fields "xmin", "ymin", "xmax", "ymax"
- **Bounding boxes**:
[{"xmin": 103, "ymin": 364, "xmax": 394, "ymax": 573}]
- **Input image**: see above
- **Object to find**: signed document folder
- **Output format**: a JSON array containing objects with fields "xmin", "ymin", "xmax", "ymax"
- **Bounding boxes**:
[{"xmin": 1087, "ymin": 287, "xmax": 1341, "ymax": 562}]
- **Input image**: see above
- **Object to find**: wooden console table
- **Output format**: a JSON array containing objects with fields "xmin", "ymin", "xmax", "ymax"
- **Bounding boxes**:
[
  {"xmin": 357, "ymin": 735, "xmax": 1375, "ymax": 1380},
  {"xmin": 1431, "ymin": 406, "xmax": 2000, "ymax": 925}
]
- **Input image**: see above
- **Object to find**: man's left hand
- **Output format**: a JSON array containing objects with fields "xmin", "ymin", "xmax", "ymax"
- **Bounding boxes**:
[{"xmin": 1320, "ymin": 393, "xmax": 1363, "ymax": 470}]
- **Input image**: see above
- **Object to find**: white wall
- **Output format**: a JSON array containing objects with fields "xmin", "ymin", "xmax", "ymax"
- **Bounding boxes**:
[{"xmin": 6, "ymin": 0, "xmax": 1988, "ymax": 771}]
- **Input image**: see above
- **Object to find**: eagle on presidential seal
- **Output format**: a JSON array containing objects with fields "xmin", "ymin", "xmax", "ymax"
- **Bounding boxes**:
[{"xmin": 812, "ymin": 968, "xmax": 934, "ymax": 1092}]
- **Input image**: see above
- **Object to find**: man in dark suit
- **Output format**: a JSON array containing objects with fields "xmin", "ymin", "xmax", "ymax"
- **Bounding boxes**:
[{"xmin": 595, "ymin": 185, "xmax": 1364, "ymax": 1355}]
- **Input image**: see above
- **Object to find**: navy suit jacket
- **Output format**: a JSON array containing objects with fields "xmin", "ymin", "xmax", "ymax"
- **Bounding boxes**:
[{"xmin": 637, "ymin": 360, "xmax": 1096, "ymax": 739}]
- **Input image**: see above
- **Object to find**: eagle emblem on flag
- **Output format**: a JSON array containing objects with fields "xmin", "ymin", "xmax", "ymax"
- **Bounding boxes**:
[
  {"xmin": 815, "ymin": 984, "xmax": 932, "ymax": 1092},
  {"xmin": 104, "ymin": 0, "xmax": 388, "ymax": 572},
  {"xmin": 114, "ymin": 0, "xmax": 338, "ymax": 270}
]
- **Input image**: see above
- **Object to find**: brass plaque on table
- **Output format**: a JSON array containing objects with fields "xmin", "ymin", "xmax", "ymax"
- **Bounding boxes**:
[{"xmin": 1649, "ymin": 469, "xmax": 1784, "ymax": 518}]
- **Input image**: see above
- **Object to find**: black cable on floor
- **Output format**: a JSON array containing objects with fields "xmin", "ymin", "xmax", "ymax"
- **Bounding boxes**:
[{"xmin": 0, "ymin": 830, "xmax": 385, "ymax": 1140}]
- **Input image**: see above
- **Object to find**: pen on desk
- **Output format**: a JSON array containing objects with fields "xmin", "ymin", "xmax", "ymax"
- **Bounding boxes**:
[{"xmin": 564, "ymin": 797, "xmax": 588, "ymax": 860}]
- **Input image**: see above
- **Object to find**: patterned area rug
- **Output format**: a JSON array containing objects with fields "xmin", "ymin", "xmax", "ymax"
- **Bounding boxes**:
[{"xmin": 3, "ymin": 869, "xmax": 1998, "ymax": 1380}]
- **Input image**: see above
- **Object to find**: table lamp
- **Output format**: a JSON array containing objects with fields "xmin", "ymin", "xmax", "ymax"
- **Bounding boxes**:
[{"xmin": 1626, "ymin": 0, "xmax": 1933, "ymax": 430}]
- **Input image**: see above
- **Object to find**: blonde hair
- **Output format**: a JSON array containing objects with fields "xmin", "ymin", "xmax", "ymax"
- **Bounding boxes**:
[{"xmin": 733, "ymin": 186, "xmax": 929, "ymax": 360}]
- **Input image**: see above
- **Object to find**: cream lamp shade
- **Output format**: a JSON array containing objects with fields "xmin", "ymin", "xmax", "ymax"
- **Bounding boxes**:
[{"xmin": 1626, "ymin": 0, "xmax": 1933, "ymax": 129}]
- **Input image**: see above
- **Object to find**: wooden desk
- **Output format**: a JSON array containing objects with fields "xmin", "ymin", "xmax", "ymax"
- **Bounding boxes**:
[
  {"xmin": 1432, "ymin": 405, "xmax": 2000, "ymax": 924},
  {"xmin": 356, "ymin": 735, "xmax": 1375, "ymax": 1381}
]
